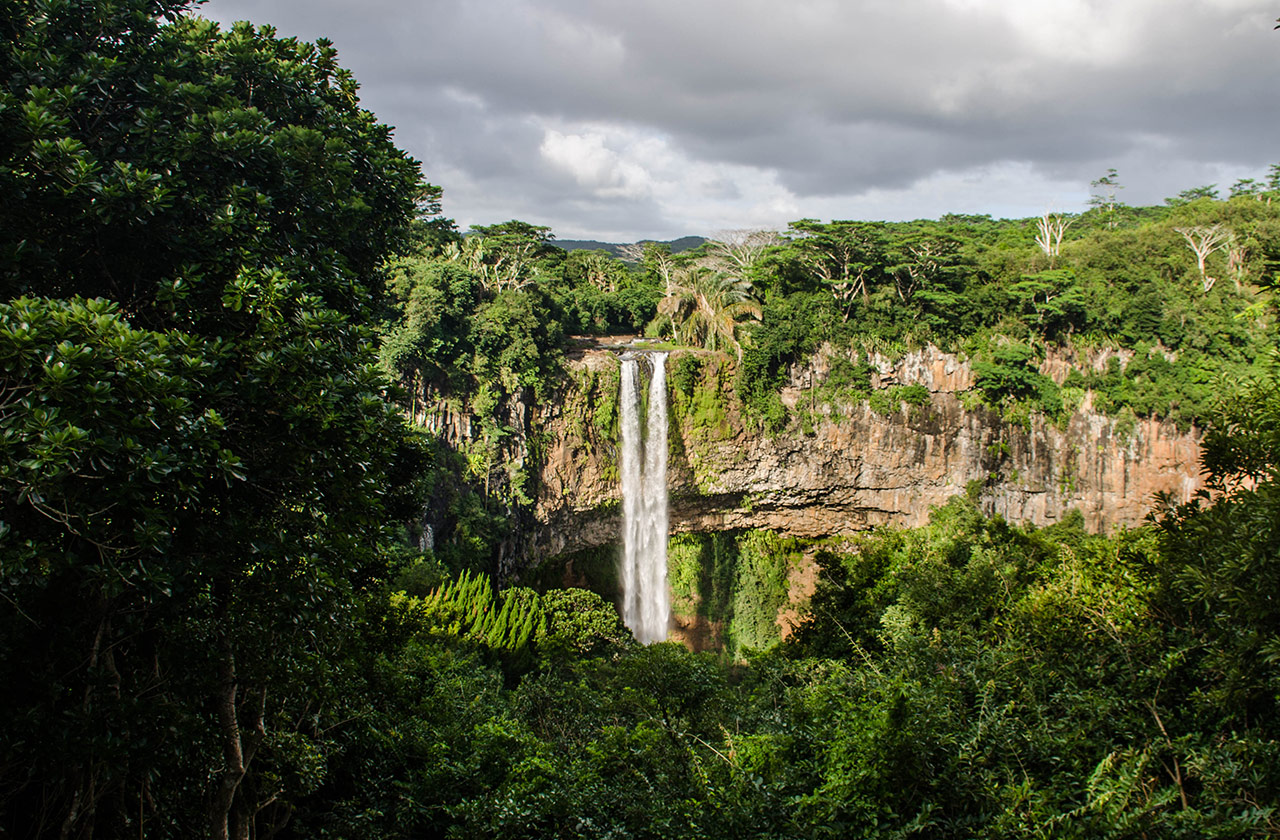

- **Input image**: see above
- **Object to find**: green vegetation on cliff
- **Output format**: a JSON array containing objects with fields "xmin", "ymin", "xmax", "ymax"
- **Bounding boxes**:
[
  {"xmin": 379, "ymin": 186, "xmax": 1277, "ymax": 529},
  {"xmin": 667, "ymin": 529, "xmax": 797, "ymax": 653}
]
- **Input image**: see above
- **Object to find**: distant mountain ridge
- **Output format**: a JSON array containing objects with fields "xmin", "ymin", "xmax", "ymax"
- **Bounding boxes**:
[{"xmin": 551, "ymin": 235, "xmax": 707, "ymax": 259}]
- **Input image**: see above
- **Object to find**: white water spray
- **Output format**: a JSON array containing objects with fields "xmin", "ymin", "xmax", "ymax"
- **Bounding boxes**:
[{"xmin": 620, "ymin": 352, "xmax": 670, "ymax": 644}]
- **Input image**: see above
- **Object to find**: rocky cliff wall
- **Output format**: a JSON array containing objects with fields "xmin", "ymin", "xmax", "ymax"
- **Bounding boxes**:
[{"xmin": 527, "ymin": 345, "xmax": 1203, "ymax": 560}]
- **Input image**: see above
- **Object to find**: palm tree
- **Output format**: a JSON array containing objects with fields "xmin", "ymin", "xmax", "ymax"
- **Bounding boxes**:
[{"xmin": 657, "ymin": 266, "xmax": 762, "ymax": 356}]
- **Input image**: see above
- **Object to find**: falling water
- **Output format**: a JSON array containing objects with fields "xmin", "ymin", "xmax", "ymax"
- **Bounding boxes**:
[{"xmin": 619, "ymin": 352, "xmax": 670, "ymax": 644}]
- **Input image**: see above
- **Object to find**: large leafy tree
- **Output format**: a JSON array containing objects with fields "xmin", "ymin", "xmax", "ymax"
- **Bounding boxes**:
[
  {"xmin": 1155, "ymin": 364, "xmax": 1280, "ymax": 723},
  {"xmin": 787, "ymin": 219, "xmax": 887, "ymax": 317},
  {"xmin": 0, "ymin": 2, "xmax": 424, "ymax": 837}
]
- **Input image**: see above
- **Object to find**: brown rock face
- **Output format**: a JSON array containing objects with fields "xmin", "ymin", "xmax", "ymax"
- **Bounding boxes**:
[{"xmin": 526, "ymin": 346, "xmax": 1202, "ymax": 561}]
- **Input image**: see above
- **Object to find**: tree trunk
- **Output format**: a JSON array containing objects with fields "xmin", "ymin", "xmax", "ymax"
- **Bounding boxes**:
[{"xmin": 209, "ymin": 636, "xmax": 245, "ymax": 840}]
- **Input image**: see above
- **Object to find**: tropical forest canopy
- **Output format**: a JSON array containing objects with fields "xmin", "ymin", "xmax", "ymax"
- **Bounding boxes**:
[
  {"xmin": 384, "ymin": 179, "xmax": 1279, "ymax": 433},
  {"xmin": 1, "ymin": 1, "xmax": 1279, "ymax": 838}
]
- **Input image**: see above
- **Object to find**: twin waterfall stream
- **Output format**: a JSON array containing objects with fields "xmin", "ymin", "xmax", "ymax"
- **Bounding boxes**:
[{"xmin": 619, "ymin": 352, "xmax": 670, "ymax": 644}]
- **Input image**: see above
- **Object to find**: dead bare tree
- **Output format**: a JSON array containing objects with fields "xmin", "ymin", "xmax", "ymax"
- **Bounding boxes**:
[
  {"xmin": 1174, "ymin": 224, "xmax": 1232, "ymax": 292},
  {"xmin": 616, "ymin": 242, "xmax": 646, "ymax": 264},
  {"xmin": 706, "ymin": 229, "xmax": 782, "ymax": 278},
  {"xmin": 1035, "ymin": 212, "xmax": 1074, "ymax": 268},
  {"xmin": 619, "ymin": 241, "xmax": 677, "ymax": 293}
]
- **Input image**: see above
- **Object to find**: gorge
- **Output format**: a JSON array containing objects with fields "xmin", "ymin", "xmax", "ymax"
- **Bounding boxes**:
[{"xmin": 10, "ymin": 3, "xmax": 1280, "ymax": 832}]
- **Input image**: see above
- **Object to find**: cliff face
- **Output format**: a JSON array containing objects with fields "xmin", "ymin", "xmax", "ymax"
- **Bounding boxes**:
[{"xmin": 527, "ymin": 345, "xmax": 1203, "ymax": 559}]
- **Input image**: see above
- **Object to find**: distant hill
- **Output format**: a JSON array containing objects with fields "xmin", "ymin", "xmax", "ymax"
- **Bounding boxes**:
[{"xmin": 552, "ymin": 235, "xmax": 707, "ymax": 259}]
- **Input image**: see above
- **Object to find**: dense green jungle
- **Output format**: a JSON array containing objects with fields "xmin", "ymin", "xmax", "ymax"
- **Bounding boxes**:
[{"xmin": 2, "ymin": 2, "xmax": 1280, "ymax": 838}]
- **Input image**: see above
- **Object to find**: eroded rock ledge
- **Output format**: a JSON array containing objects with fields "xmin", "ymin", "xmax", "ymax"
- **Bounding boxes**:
[{"xmin": 528, "ymin": 345, "xmax": 1202, "ymax": 559}]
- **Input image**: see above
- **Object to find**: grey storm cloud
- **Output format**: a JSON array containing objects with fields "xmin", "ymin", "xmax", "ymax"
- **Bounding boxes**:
[{"xmin": 198, "ymin": 0, "xmax": 1280, "ymax": 238}]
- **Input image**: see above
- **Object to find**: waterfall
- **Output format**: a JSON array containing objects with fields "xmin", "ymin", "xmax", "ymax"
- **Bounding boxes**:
[{"xmin": 619, "ymin": 352, "xmax": 670, "ymax": 644}]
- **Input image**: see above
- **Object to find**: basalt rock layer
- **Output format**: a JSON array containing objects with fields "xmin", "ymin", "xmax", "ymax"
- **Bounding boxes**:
[{"xmin": 527, "ymin": 345, "xmax": 1202, "ymax": 561}]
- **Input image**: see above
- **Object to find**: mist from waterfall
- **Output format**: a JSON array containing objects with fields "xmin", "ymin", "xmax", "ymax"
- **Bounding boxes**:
[{"xmin": 620, "ymin": 352, "xmax": 670, "ymax": 644}]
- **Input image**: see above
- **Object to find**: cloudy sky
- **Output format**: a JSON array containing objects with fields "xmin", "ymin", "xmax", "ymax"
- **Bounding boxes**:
[{"xmin": 196, "ymin": 0, "xmax": 1280, "ymax": 242}]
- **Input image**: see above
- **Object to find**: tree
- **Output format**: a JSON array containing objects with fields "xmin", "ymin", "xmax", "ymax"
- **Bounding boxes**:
[
  {"xmin": 1089, "ymin": 168, "xmax": 1125, "ymax": 228},
  {"xmin": 563, "ymin": 249, "xmax": 626, "ymax": 293},
  {"xmin": 618, "ymin": 241, "xmax": 678, "ymax": 293},
  {"xmin": 1173, "ymin": 224, "xmax": 1232, "ymax": 291},
  {"xmin": 972, "ymin": 342, "xmax": 1049, "ymax": 403},
  {"xmin": 657, "ymin": 266, "xmax": 762, "ymax": 356},
  {"xmin": 379, "ymin": 259, "xmax": 481, "ymax": 417},
  {"xmin": 442, "ymin": 222, "xmax": 561, "ymax": 294},
  {"xmin": 537, "ymin": 588, "xmax": 635, "ymax": 664},
  {"xmin": 1230, "ymin": 177, "xmax": 1262, "ymax": 199},
  {"xmin": 704, "ymin": 229, "xmax": 782, "ymax": 278},
  {"xmin": 1266, "ymin": 163, "xmax": 1280, "ymax": 200},
  {"xmin": 1166, "ymin": 185, "xmax": 1220, "ymax": 205},
  {"xmin": 0, "ymin": 297, "xmax": 236, "ymax": 836},
  {"xmin": 442, "ymin": 236, "xmax": 540, "ymax": 292},
  {"xmin": 1008, "ymin": 269, "xmax": 1086, "ymax": 336},
  {"xmin": 1199, "ymin": 363, "xmax": 1280, "ymax": 488},
  {"xmin": 1156, "ymin": 366, "xmax": 1280, "ymax": 729},
  {"xmin": 883, "ymin": 227, "xmax": 962, "ymax": 303},
  {"xmin": 787, "ymin": 219, "xmax": 885, "ymax": 318},
  {"xmin": 1035, "ymin": 212, "xmax": 1074, "ymax": 268},
  {"xmin": 0, "ymin": 4, "xmax": 424, "ymax": 837}
]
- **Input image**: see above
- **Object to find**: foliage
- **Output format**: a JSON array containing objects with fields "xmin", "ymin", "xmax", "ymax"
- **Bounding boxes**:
[
  {"xmin": 727, "ymin": 530, "xmax": 798, "ymax": 652},
  {"xmin": 1198, "ymin": 355, "xmax": 1280, "ymax": 485},
  {"xmin": 0, "ymin": 3, "xmax": 424, "ymax": 836},
  {"xmin": 665, "ymin": 531, "xmax": 737, "ymax": 631},
  {"xmin": 378, "ymin": 245, "xmax": 568, "ymax": 509},
  {"xmin": 668, "ymin": 353, "xmax": 732, "ymax": 442},
  {"xmin": 669, "ymin": 352, "xmax": 704, "ymax": 398},
  {"xmin": 868, "ymin": 383, "xmax": 933, "ymax": 415},
  {"xmin": 1007, "ymin": 269, "xmax": 1086, "ymax": 337},
  {"xmin": 1153, "ymin": 363, "xmax": 1280, "ymax": 728},
  {"xmin": 728, "ymin": 198, "xmax": 1278, "ymax": 431},
  {"xmin": 380, "ymin": 260, "xmax": 480, "ymax": 396},
  {"xmin": 780, "ymin": 495, "xmax": 1279, "ymax": 837},
  {"xmin": 972, "ymin": 342, "xmax": 1052, "ymax": 402},
  {"xmin": 272, "ymin": 474, "xmax": 1280, "ymax": 838},
  {"xmin": 548, "ymin": 249, "xmax": 661, "ymax": 335},
  {"xmin": 656, "ymin": 529, "xmax": 795, "ymax": 653},
  {"xmin": 538, "ymin": 587, "xmax": 637, "ymax": 663},
  {"xmin": 738, "ymin": 292, "xmax": 842, "ymax": 432},
  {"xmin": 1070, "ymin": 346, "xmax": 1234, "ymax": 431},
  {"xmin": 657, "ymin": 265, "xmax": 762, "ymax": 356},
  {"xmin": 7, "ymin": 5, "xmax": 1280, "ymax": 834}
]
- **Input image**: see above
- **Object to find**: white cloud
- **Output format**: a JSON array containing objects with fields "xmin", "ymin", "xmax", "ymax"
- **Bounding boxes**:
[
  {"xmin": 539, "ymin": 128, "xmax": 653, "ymax": 198},
  {"xmin": 535, "ymin": 122, "xmax": 801, "ymax": 236}
]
